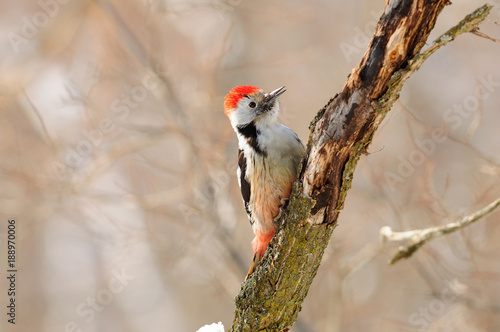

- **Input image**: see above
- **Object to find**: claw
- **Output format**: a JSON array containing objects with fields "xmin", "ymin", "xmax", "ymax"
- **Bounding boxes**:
[{"xmin": 273, "ymin": 198, "xmax": 289, "ymax": 225}]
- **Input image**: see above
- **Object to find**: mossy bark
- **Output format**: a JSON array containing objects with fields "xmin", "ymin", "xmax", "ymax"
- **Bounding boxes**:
[{"xmin": 231, "ymin": 3, "xmax": 492, "ymax": 331}]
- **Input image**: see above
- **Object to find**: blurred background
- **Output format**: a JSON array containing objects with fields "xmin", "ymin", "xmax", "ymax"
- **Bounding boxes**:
[{"xmin": 1, "ymin": 0, "xmax": 500, "ymax": 331}]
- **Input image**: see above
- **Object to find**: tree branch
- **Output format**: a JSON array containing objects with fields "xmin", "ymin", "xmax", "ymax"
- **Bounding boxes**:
[
  {"xmin": 381, "ymin": 197, "xmax": 500, "ymax": 265},
  {"xmin": 231, "ymin": 3, "xmax": 493, "ymax": 331}
]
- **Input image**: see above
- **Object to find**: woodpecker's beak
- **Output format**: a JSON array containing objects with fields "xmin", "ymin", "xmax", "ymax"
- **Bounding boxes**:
[{"xmin": 266, "ymin": 86, "xmax": 286, "ymax": 104}]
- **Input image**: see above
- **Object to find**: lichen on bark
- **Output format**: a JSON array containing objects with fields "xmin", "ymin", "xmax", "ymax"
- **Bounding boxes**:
[{"xmin": 231, "ymin": 3, "xmax": 493, "ymax": 331}]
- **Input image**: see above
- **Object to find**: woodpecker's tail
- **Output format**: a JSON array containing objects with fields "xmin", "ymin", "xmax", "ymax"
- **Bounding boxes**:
[
  {"xmin": 246, "ymin": 252, "xmax": 261, "ymax": 277},
  {"xmin": 246, "ymin": 230, "xmax": 275, "ymax": 277}
]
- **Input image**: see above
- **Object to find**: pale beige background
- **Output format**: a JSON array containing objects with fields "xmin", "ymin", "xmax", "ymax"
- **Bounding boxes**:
[{"xmin": 1, "ymin": 0, "xmax": 500, "ymax": 331}]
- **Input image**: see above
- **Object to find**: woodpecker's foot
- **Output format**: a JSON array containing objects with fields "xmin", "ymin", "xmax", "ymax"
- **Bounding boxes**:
[
  {"xmin": 273, "ymin": 198, "xmax": 289, "ymax": 225},
  {"xmin": 273, "ymin": 209, "xmax": 283, "ymax": 225}
]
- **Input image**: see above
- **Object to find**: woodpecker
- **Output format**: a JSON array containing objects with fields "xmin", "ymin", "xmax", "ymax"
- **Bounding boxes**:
[{"xmin": 224, "ymin": 85, "xmax": 305, "ymax": 276}]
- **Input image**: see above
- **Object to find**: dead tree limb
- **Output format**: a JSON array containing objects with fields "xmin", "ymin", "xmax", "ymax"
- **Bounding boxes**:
[
  {"xmin": 231, "ymin": 2, "xmax": 493, "ymax": 331},
  {"xmin": 381, "ymin": 197, "xmax": 500, "ymax": 265}
]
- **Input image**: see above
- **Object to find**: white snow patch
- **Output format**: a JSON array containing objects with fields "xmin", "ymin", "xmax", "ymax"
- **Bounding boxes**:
[{"xmin": 196, "ymin": 321, "xmax": 225, "ymax": 332}]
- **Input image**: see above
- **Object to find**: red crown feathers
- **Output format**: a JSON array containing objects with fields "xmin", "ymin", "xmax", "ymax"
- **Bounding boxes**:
[{"xmin": 224, "ymin": 86, "xmax": 262, "ymax": 115}]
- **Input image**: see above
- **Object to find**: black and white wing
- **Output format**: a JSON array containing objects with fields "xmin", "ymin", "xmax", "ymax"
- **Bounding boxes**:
[{"xmin": 237, "ymin": 149, "xmax": 253, "ymax": 225}]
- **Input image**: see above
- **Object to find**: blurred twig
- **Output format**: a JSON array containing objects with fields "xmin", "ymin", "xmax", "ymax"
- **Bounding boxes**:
[
  {"xmin": 381, "ymin": 198, "xmax": 500, "ymax": 264},
  {"xmin": 471, "ymin": 30, "xmax": 500, "ymax": 43},
  {"xmin": 21, "ymin": 89, "xmax": 57, "ymax": 151}
]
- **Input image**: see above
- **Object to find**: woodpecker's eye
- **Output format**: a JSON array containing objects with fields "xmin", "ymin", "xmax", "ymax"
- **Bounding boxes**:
[{"xmin": 249, "ymin": 101, "xmax": 256, "ymax": 108}]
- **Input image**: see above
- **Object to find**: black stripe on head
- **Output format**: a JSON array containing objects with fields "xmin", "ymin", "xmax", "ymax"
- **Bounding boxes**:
[
  {"xmin": 237, "ymin": 123, "xmax": 266, "ymax": 156},
  {"xmin": 238, "ymin": 149, "xmax": 252, "ymax": 224}
]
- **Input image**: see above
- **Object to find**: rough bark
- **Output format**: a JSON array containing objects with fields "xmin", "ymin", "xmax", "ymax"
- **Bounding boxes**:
[{"xmin": 231, "ymin": 2, "xmax": 492, "ymax": 331}]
